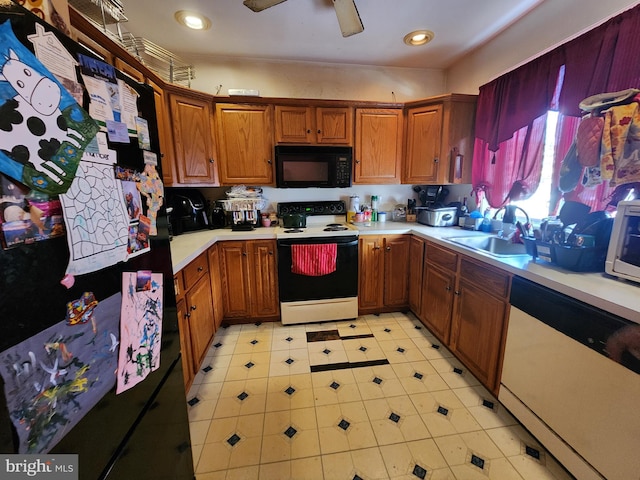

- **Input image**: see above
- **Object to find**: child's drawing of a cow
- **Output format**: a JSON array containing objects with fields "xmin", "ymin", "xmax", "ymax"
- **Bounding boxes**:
[{"xmin": 0, "ymin": 48, "xmax": 83, "ymax": 188}]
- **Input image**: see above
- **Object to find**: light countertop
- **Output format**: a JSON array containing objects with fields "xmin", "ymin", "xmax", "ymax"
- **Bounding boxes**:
[{"xmin": 169, "ymin": 221, "xmax": 640, "ymax": 323}]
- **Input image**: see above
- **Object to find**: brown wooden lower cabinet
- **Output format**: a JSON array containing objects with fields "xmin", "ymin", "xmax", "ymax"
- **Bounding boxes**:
[
  {"xmin": 174, "ymin": 252, "xmax": 216, "ymax": 391},
  {"xmin": 408, "ymin": 235, "xmax": 425, "ymax": 313},
  {"xmin": 358, "ymin": 234, "xmax": 410, "ymax": 314},
  {"xmin": 417, "ymin": 241, "xmax": 511, "ymax": 394},
  {"xmin": 218, "ymin": 240, "xmax": 279, "ymax": 322}
]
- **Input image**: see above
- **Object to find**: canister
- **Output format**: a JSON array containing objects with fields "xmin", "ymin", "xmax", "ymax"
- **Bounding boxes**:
[{"xmin": 347, "ymin": 195, "xmax": 359, "ymax": 222}]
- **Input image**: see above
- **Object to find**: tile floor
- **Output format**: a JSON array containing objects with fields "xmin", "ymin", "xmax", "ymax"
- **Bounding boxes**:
[{"xmin": 186, "ymin": 312, "xmax": 576, "ymax": 480}]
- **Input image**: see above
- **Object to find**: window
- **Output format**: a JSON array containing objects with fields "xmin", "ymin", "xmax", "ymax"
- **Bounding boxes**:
[{"xmin": 512, "ymin": 111, "xmax": 559, "ymax": 221}]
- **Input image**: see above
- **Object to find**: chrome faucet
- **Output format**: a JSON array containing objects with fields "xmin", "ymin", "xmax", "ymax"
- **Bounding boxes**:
[{"xmin": 493, "ymin": 205, "xmax": 530, "ymax": 225}]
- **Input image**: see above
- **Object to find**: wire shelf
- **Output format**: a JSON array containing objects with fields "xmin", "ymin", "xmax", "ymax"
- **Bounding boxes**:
[
  {"xmin": 121, "ymin": 34, "xmax": 195, "ymax": 86},
  {"xmin": 68, "ymin": 0, "xmax": 126, "ymax": 25}
]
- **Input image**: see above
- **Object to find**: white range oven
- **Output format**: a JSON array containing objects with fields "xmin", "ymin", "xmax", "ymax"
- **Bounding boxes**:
[
  {"xmin": 275, "ymin": 201, "xmax": 359, "ymax": 325},
  {"xmin": 500, "ymin": 276, "xmax": 640, "ymax": 480}
]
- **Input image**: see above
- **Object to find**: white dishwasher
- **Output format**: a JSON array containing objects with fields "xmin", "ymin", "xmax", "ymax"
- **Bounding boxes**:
[{"xmin": 500, "ymin": 276, "xmax": 640, "ymax": 480}]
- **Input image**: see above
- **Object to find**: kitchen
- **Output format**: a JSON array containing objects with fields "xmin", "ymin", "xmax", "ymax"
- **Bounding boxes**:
[{"xmin": 2, "ymin": 0, "xmax": 640, "ymax": 479}]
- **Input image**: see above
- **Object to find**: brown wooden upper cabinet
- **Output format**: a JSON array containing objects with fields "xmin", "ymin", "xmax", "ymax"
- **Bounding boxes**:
[
  {"xmin": 403, "ymin": 94, "xmax": 477, "ymax": 185},
  {"xmin": 148, "ymin": 81, "xmax": 176, "ymax": 186},
  {"xmin": 354, "ymin": 108, "xmax": 404, "ymax": 184},
  {"xmin": 275, "ymin": 106, "xmax": 353, "ymax": 145},
  {"xmin": 216, "ymin": 103, "xmax": 275, "ymax": 185},
  {"xmin": 169, "ymin": 90, "xmax": 219, "ymax": 185}
]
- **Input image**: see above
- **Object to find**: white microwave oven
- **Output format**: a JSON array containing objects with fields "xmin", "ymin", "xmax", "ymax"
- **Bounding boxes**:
[{"xmin": 605, "ymin": 200, "xmax": 640, "ymax": 283}]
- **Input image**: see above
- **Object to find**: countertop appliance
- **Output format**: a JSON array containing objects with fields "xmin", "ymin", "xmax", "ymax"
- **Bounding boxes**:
[
  {"xmin": 500, "ymin": 276, "xmax": 640, "ymax": 480},
  {"xmin": 416, "ymin": 206, "xmax": 458, "ymax": 227},
  {"xmin": 0, "ymin": 5, "xmax": 193, "ymax": 478},
  {"xmin": 605, "ymin": 199, "xmax": 640, "ymax": 283},
  {"xmin": 167, "ymin": 188, "xmax": 209, "ymax": 235},
  {"xmin": 275, "ymin": 145, "xmax": 352, "ymax": 188},
  {"xmin": 275, "ymin": 201, "xmax": 358, "ymax": 324}
]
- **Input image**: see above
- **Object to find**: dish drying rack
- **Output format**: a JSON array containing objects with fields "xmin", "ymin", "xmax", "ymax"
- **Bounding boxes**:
[{"xmin": 219, "ymin": 198, "xmax": 267, "ymax": 212}]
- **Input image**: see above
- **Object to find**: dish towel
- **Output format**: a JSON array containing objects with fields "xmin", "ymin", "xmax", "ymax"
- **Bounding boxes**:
[{"xmin": 291, "ymin": 243, "xmax": 337, "ymax": 276}]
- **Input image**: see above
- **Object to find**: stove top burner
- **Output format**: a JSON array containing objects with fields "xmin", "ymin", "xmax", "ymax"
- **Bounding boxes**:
[
  {"xmin": 283, "ymin": 228, "xmax": 304, "ymax": 233},
  {"xmin": 324, "ymin": 226, "xmax": 348, "ymax": 232},
  {"xmin": 326, "ymin": 223, "xmax": 342, "ymax": 227}
]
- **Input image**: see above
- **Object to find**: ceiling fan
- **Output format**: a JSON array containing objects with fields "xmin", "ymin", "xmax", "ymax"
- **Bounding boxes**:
[{"xmin": 243, "ymin": 0, "xmax": 364, "ymax": 37}]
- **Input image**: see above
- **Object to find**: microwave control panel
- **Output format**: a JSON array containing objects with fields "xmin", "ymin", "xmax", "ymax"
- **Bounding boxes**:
[{"xmin": 335, "ymin": 157, "xmax": 352, "ymax": 187}]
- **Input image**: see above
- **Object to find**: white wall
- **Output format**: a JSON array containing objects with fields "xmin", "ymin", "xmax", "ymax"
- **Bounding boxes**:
[
  {"xmin": 445, "ymin": 0, "xmax": 640, "ymax": 93},
  {"xmin": 188, "ymin": 56, "xmax": 445, "ymax": 103}
]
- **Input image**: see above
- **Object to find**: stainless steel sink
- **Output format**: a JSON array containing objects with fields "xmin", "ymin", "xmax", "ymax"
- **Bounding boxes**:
[{"xmin": 445, "ymin": 235, "xmax": 529, "ymax": 257}]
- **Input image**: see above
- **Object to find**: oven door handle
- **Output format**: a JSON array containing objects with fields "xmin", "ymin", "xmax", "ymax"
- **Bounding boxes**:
[{"xmin": 278, "ymin": 238, "xmax": 359, "ymax": 248}]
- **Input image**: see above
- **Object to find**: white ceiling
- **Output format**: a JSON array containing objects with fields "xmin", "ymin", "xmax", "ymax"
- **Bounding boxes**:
[{"xmin": 119, "ymin": 0, "xmax": 546, "ymax": 69}]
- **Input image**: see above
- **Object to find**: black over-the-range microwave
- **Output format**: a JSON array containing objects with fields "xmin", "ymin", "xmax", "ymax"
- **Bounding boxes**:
[{"xmin": 275, "ymin": 145, "xmax": 352, "ymax": 188}]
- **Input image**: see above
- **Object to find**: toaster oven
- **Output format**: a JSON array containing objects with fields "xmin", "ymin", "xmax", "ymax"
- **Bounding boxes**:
[{"xmin": 605, "ymin": 200, "xmax": 640, "ymax": 283}]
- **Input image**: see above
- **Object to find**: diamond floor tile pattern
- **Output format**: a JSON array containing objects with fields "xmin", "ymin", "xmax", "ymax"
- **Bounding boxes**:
[{"xmin": 188, "ymin": 312, "xmax": 575, "ymax": 480}]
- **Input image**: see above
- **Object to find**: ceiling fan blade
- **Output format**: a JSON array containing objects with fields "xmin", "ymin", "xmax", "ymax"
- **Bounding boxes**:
[
  {"xmin": 332, "ymin": 0, "xmax": 364, "ymax": 37},
  {"xmin": 243, "ymin": 0, "xmax": 287, "ymax": 13}
]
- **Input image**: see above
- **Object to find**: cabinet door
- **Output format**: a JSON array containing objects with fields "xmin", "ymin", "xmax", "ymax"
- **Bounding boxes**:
[
  {"xmin": 354, "ymin": 109, "xmax": 403, "ymax": 184},
  {"xmin": 358, "ymin": 236, "xmax": 384, "ymax": 310},
  {"xmin": 176, "ymin": 298, "xmax": 194, "ymax": 390},
  {"xmin": 450, "ymin": 279, "xmax": 507, "ymax": 391},
  {"xmin": 170, "ymin": 93, "xmax": 218, "ymax": 184},
  {"xmin": 219, "ymin": 241, "xmax": 252, "ymax": 318},
  {"xmin": 216, "ymin": 104, "xmax": 274, "ymax": 185},
  {"xmin": 275, "ymin": 105, "xmax": 314, "ymax": 144},
  {"xmin": 250, "ymin": 240, "xmax": 280, "ymax": 317},
  {"xmin": 383, "ymin": 235, "xmax": 410, "ymax": 308},
  {"xmin": 185, "ymin": 274, "xmax": 215, "ymax": 371},
  {"xmin": 420, "ymin": 263, "xmax": 455, "ymax": 344},
  {"xmin": 150, "ymin": 81, "xmax": 176, "ymax": 186},
  {"xmin": 208, "ymin": 244, "xmax": 224, "ymax": 331},
  {"xmin": 316, "ymin": 107, "xmax": 353, "ymax": 144},
  {"xmin": 403, "ymin": 104, "xmax": 443, "ymax": 184},
  {"xmin": 408, "ymin": 236, "xmax": 425, "ymax": 313}
]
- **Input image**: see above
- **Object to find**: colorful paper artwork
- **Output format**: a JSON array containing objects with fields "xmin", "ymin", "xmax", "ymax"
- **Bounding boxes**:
[
  {"xmin": 116, "ymin": 272, "xmax": 163, "ymax": 394},
  {"xmin": 0, "ymin": 174, "xmax": 65, "ymax": 249},
  {"xmin": 0, "ymin": 21, "xmax": 99, "ymax": 195},
  {"xmin": 0, "ymin": 292, "xmax": 121, "ymax": 454}
]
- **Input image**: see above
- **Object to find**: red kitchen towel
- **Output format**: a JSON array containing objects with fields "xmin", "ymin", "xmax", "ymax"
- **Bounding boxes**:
[{"xmin": 291, "ymin": 243, "xmax": 337, "ymax": 276}]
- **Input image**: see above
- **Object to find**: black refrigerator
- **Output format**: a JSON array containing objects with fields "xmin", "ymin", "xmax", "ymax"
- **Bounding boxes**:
[{"xmin": 0, "ymin": 3, "xmax": 194, "ymax": 479}]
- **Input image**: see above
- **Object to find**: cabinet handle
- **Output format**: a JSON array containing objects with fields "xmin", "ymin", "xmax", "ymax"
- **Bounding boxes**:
[
  {"xmin": 385, "ymin": 246, "xmax": 391, "ymax": 251},
  {"xmin": 209, "ymin": 158, "xmax": 214, "ymax": 163},
  {"xmin": 197, "ymin": 266, "xmax": 203, "ymax": 272},
  {"xmin": 269, "ymin": 251, "xmax": 273, "ymax": 255},
  {"xmin": 317, "ymin": 129, "xmax": 321, "ymax": 134},
  {"xmin": 434, "ymin": 157, "xmax": 439, "ymax": 164},
  {"xmin": 355, "ymin": 159, "xmax": 361, "ymax": 164},
  {"xmin": 242, "ymin": 251, "xmax": 247, "ymax": 256},
  {"xmin": 445, "ymin": 286, "xmax": 451, "ymax": 291},
  {"xmin": 373, "ymin": 245, "xmax": 381, "ymax": 250},
  {"xmin": 307, "ymin": 129, "xmax": 311, "ymax": 133},
  {"xmin": 267, "ymin": 159, "xmax": 272, "ymax": 164},
  {"xmin": 454, "ymin": 290, "xmax": 461, "ymax": 296},
  {"xmin": 185, "ymin": 312, "xmax": 191, "ymax": 319},
  {"xmin": 191, "ymin": 305, "xmax": 197, "ymax": 310}
]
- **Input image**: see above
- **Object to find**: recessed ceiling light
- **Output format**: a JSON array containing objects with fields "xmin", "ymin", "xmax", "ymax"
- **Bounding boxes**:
[
  {"xmin": 403, "ymin": 30, "xmax": 434, "ymax": 46},
  {"xmin": 175, "ymin": 10, "xmax": 211, "ymax": 30}
]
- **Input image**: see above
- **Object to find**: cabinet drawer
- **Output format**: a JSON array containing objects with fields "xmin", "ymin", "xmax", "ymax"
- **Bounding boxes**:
[
  {"xmin": 460, "ymin": 258, "xmax": 510, "ymax": 298},
  {"xmin": 182, "ymin": 252, "xmax": 209, "ymax": 290},
  {"xmin": 426, "ymin": 243, "xmax": 458, "ymax": 271}
]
